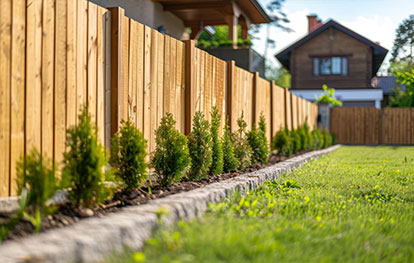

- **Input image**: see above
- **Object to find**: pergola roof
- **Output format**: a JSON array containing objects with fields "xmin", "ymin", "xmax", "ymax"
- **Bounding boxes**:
[{"xmin": 153, "ymin": 0, "xmax": 271, "ymax": 27}]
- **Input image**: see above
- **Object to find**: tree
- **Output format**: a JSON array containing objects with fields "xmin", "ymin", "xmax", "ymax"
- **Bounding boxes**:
[
  {"xmin": 390, "ymin": 15, "xmax": 414, "ymax": 68},
  {"xmin": 266, "ymin": 65, "xmax": 291, "ymax": 88},
  {"xmin": 389, "ymin": 68, "xmax": 414, "ymax": 107}
]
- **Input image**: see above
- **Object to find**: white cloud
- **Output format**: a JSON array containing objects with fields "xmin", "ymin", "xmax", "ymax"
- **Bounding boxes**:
[{"xmin": 252, "ymin": 11, "xmax": 397, "ymax": 73}]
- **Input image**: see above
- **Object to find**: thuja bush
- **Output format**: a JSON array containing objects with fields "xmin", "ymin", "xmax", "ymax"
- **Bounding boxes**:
[
  {"xmin": 17, "ymin": 149, "xmax": 58, "ymax": 215},
  {"xmin": 222, "ymin": 118, "xmax": 239, "ymax": 172},
  {"xmin": 272, "ymin": 128, "xmax": 292, "ymax": 156},
  {"xmin": 210, "ymin": 107, "xmax": 224, "ymax": 175},
  {"xmin": 297, "ymin": 126, "xmax": 308, "ymax": 151},
  {"xmin": 290, "ymin": 129, "xmax": 302, "ymax": 153},
  {"xmin": 303, "ymin": 122, "xmax": 313, "ymax": 149},
  {"xmin": 62, "ymin": 106, "xmax": 108, "ymax": 208},
  {"xmin": 187, "ymin": 112, "xmax": 213, "ymax": 180},
  {"xmin": 111, "ymin": 120, "xmax": 147, "ymax": 190},
  {"xmin": 311, "ymin": 129, "xmax": 324, "ymax": 149},
  {"xmin": 322, "ymin": 129, "xmax": 333, "ymax": 148},
  {"xmin": 232, "ymin": 113, "xmax": 253, "ymax": 170},
  {"xmin": 247, "ymin": 115, "xmax": 269, "ymax": 164},
  {"xmin": 151, "ymin": 113, "xmax": 190, "ymax": 187}
]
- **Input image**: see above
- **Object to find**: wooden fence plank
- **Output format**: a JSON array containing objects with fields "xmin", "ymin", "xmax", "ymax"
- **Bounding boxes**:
[
  {"xmin": 54, "ymin": 0, "xmax": 67, "ymax": 166},
  {"xmin": 87, "ymin": 2, "xmax": 97, "ymax": 122},
  {"xmin": 0, "ymin": 0, "xmax": 11, "ymax": 196},
  {"xmin": 157, "ymin": 32, "xmax": 164, "ymax": 129},
  {"xmin": 41, "ymin": 0, "xmax": 55, "ymax": 158},
  {"xmin": 135, "ymin": 22, "xmax": 144, "ymax": 132},
  {"xmin": 67, "ymin": 0, "xmax": 77, "ymax": 131},
  {"xmin": 176, "ymin": 40, "xmax": 185, "ymax": 133},
  {"xmin": 96, "ymin": 7, "xmax": 105, "ymax": 145}
]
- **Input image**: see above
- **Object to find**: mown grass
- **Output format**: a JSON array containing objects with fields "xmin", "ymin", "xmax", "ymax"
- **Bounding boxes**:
[{"xmin": 108, "ymin": 146, "xmax": 414, "ymax": 263}]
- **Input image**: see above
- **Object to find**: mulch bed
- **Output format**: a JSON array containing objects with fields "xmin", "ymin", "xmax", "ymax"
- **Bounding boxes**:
[{"xmin": 1, "ymin": 151, "xmax": 309, "ymax": 241}]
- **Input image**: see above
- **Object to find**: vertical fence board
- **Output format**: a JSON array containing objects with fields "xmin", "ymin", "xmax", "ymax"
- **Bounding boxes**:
[
  {"xmin": 0, "ymin": 0, "xmax": 11, "ymax": 196},
  {"xmin": 54, "ymin": 0, "xmax": 67, "ymax": 166}
]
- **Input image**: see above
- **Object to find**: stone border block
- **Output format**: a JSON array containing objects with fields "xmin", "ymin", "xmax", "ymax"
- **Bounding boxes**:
[{"xmin": 0, "ymin": 145, "xmax": 340, "ymax": 263}]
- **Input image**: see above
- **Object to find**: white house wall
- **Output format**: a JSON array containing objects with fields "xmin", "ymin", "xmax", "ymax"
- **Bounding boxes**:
[
  {"xmin": 291, "ymin": 89, "xmax": 384, "ymax": 109},
  {"xmin": 89, "ymin": 0, "xmax": 186, "ymax": 40}
]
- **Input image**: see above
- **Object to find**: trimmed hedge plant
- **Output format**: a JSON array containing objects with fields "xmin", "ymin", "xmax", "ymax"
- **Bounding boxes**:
[{"xmin": 151, "ymin": 113, "xmax": 190, "ymax": 187}]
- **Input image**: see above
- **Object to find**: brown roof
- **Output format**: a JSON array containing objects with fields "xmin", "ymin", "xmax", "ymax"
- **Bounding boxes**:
[{"xmin": 153, "ymin": 0, "xmax": 271, "ymax": 26}]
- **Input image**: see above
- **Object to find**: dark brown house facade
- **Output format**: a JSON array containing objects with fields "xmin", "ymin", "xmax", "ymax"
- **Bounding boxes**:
[{"xmin": 276, "ymin": 15, "xmax": 388, "ymax": 108}]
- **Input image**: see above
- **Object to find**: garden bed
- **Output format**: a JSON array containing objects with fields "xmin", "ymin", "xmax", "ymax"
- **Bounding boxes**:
[
  {"xmin": 0, "ymin": 150, "xmax": 309, "ymax": 242},
  {"xmin": 0, "ymin": 146, "xmax": 339, "ymax": 263}
]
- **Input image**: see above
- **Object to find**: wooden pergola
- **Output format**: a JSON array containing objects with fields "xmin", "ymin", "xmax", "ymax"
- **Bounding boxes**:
[{"xmin": 153, "ymin": 0, "xmax": 271, "ymax": 48}]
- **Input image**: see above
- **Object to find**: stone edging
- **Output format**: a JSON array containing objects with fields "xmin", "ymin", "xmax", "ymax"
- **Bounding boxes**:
[{"xmin": 0, "ymin": 145, "xmax": 340, "ymax": 263}]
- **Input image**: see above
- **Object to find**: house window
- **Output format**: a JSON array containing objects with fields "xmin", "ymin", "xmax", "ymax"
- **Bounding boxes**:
[{"xmin": 313, "ymin": 57, "xmax": 348, "ymax": 76}]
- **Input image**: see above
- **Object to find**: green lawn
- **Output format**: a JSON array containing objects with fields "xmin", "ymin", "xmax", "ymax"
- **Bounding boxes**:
[{"xmin": 109, "ymin": 146, "xmax": 414, "ymax": 263}]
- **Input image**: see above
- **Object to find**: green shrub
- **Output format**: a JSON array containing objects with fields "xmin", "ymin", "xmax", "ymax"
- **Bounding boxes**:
[
  {"xmin": 297, "ymin": 126, "xmax": 308, "ymax": 151},
  {"xmin": 232, "ymin": 113, "xmax": 253, "ymax": 170},
  {"xmin": 151, "ymin": 113, "xmax": 190, "ymax": 187},
  {"xmin": 322, "ymin": 130, "xmax": 332, "ymax": 148},
  {"xmin": 210, "ymin": 107, "xmax": 224, "ymax": 175},
  {"xmin": 62, "ymin": 106, "xmax": 108, "ymax": 208},
  {"xmin": 187, "ymin": 112, "xmax": 213, "ymax": 180},
  {"xmin": 311, "ymin": 129, "xmax": 324, "ymax": 150},
  {"xmin": 111, "ymin": 120, "xmax": 148, "ymax": 190},
  {"xmin": 290, "ymin": 129, "xmax": 302, "ymax": 153},
  {"xmin": 222, "ymin": 118, "xmax": 239, "ymax": 172},
  {"xmin": 247, "ymin": 115, "xmax": 269, "ymax": 164},
  {"xmin": 303, "ymin": 122, "xmax": 313, "ymax": 150},
  {"xmin": 272, "ymin": 128, "xmax": 292, "ymax": 156}
]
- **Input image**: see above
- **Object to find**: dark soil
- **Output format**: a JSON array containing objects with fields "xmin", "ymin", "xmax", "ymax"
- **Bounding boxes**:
[{"xmin": 1, "ymin": 151, "xmax": 310, "ymax": 241}]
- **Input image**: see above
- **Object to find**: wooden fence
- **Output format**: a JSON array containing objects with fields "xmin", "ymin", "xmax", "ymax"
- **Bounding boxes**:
[
  {"xmin": 0, "ymin": 0, "xmax": 317, "ymax": 197},
  {"xmin": 330, "ymin": 107, "xmax": 414, "ymax": 145}
]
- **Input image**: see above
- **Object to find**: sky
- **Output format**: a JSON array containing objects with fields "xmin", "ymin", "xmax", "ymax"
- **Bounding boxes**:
[{"xmin": 253, "ymin": 0, "xmax": 414, "ymax": 73}]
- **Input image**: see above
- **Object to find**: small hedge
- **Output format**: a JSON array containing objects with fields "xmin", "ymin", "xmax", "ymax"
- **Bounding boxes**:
[{"xmin": 272, "ymin": 124, "xmax": 334, "ymax": 156}]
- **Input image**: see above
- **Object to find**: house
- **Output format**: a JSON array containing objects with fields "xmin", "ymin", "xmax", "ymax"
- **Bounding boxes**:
[
  {"xmin": 275, "ymin": 15, "xmax": 388, "ymax": 108},
  {"xmin": 89, "ymin": 0, "xmax": 270, "ymax": 45}
]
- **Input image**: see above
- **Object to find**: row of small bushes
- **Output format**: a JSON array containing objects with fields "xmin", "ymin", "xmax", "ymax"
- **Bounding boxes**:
[
  {"xmin": 272, "ymin": 122, "xmax": 334, "ymax": 156},
  {"xmin": 2, "ymin": 105, "xmax": 333, "ymax": 239}
]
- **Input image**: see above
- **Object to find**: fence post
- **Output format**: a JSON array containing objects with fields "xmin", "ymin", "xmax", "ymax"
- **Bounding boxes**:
[
  {"xmin": 270, "ymin": 81, "xmax": 274, "ymax": 141},
  {"xmin": 184, "ymin": 40, "xmax": 196, "ymax": 135},
  {"xmin": 378, "ymin": 108, "xmax": 383, "ymax": 144},
  {"xmin": 252, "ymin": 72, "xmax": 259, "ymax": 126},
  {"xmin": 283, "ymin": 88, "xmax": 288, "ymax": 130},
  {"xmin": 108, "ymin": 7, "xmax": 125, "ymax": 137},
  {"xmin": 226, "ymin": 60, "xmax": 235, "ymax": 131}
]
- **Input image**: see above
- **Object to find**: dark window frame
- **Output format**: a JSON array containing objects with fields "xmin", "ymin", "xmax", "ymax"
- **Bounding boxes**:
[{"xmin": 311, "ymin": 55, "xmax": 349, "ymax": 77}]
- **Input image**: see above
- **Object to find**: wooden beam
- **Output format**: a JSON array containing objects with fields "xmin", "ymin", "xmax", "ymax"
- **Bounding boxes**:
[
  {"xmin": 184, "ymin": 40, "xmax": 196, "ymax": 135},
  {"xmin": 161, "ymin": 1, "xmax": 230, "ymax": 11},
  {"xmin": 190, "ymin": 24, "xmax": 204, "ymax": 40},
  {"xmin": 108, "ymin": 7, "xmax": 125, "ymax": 137},
  {"xmin": 225, "ymin": 14, "xmax": 238, "ymax": 49}
]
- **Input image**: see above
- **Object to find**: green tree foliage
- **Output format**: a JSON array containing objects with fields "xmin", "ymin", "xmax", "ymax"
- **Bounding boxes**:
[
  {"xmin": 272, "ymin": 128, "xmax": 292, "ymax": 156},
  {"xmin": 188, "ymin": 112, "xmax": 213, "ymax": 180},
  {"xmin": 222, "ymin": 118, "xmax": 239, "ymax": 173},
  {"xmin": 151, "ymin": 113, "xmax": 190, "ymax": 187},
  {"xmin": 232, "ymin": 113, "xmax": 253, "ymax": 170},
  {"xmin": 210, "ymin": 107, "xmax": 224, "ymax": 175},
  {"xmin": 390, "ymin": 15, "xmax": 414, "ymax": 67},
  {"xmin": 389, "ymin": 68, "xmax": 414, "ymax": 107},
  {"xmin": 303, "ymin": 121, "xmax": 313, "ymax": 149},
  {"xmin": 62, "ymin": 106, "xmax": 108, "ymax": 208},
  {"xmin": 315, "ymin": 85, "xmax": 342, "ymax": 106},
  {"xmin": 248, "ymin": 115, "xmax": 270, "ymax": 164},
  {"xmin": 197, "ymin": 26, "xmax": 251, "ymax": 49},
  {"xmin": 111, "ymin": 120, "xmax": 148, "ymax": 190},
  {"xmin": 17, "ymin": 149, "xmax": 58, "ymax": 217},
  {"xmin": 266, "ymin": 65, "xmax": 291, "ymax": 89}
]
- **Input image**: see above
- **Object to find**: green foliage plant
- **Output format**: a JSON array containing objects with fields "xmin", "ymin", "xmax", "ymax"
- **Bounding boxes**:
[
  {"xmin": 311, "ymin": 129, "xmax": 324, "ymax": 150},
  {"xmin": 272, "ymin": 127, "xmax": 292, "ymax": 156},
  {"xmin": 17, "ymin": 149, "xmax": 58, "ymax": 215},
  {"xmin": 232, "ymin": 113, "xmax": 253, "ymax": 170},
  {"xmin": 210, "ymin": 107, "xmax": 224, "ymax": 175},
  {"xmin": 322, "ymin": 129, "xmax": 332, "ymax": 148},
  {"xmin": 222, "ymin": 118, "xmax": 239, "ymax": 172},
  {"xmin": 303, "ymin": 122, "xmax": 313, "ymax": 149},
  {"xmin": 187, "ymin": 112, "xmax": 213, "ymax": 180},
  {"xmin": 151, "ymin": 113, "xmax": 190, "ymax": 187},
  {"xmin": 62, "ymin": 106, "xmax": 108, "ymax": 208},
  {"xmin": 290, "ymin": 129, "xmax": 302, "ymax": 153},
  {"xmin": 296, "ymin": 126, "xmax": 308, "ymax": 151},
  {"xmin": 111, "ymin": 120, "xmax": 148, "ymax": 190},
  {"xmin": 315, "ymin": 84, "xmax": 342, "ymax": 106},
  {"xmin": 247, "ymin": 115, "xmax": 270, "ymax": 164}
]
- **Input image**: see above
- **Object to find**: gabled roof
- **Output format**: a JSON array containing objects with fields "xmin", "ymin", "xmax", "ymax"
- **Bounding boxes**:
[{"xmin": 275, "ymin": 20, "xmax": 388, "ymax": 76}]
